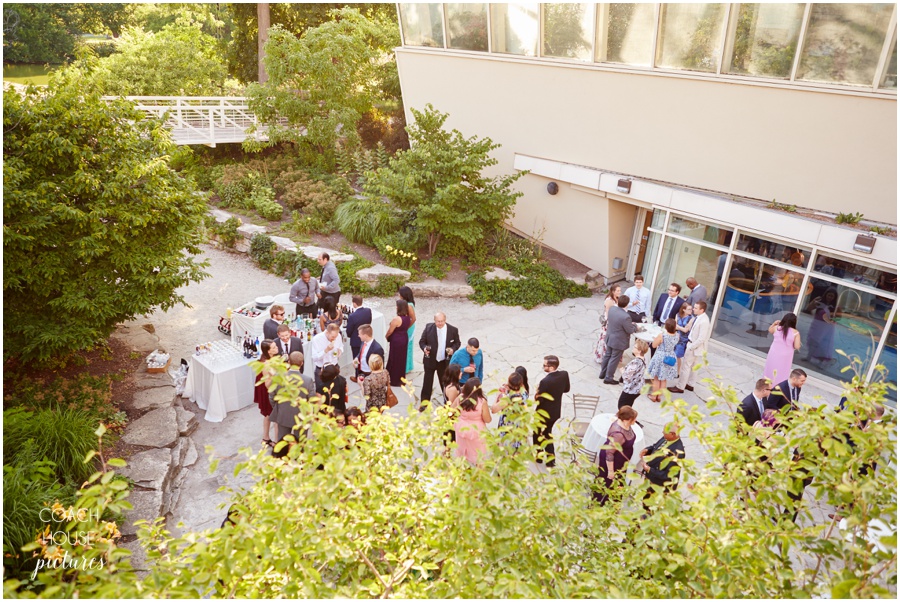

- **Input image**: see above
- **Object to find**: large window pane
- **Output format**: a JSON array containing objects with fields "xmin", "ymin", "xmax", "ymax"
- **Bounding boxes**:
[
  {"xmin": 651, "ymin": 236, "xmax": 720, "ymax": 306},
  {"xmin": 399, "ymin": 3, "xmax": 444, "ymax": 48},
  {"xmin": 812, "ymin": 252, "xmax": 896, "ymax": 295},
  {"xmin": 795, "ymin": 277, "xmax": 889, "ymax": 386},
  {"xmin": 601, "ymin": 3, "xmax": 657, "ymax": 66},
  {"xmin": 797, "ymin": 3, "xmax": 894, "ymax": 86},
  {"xmin": 881, "ymin": 31, "xmax": 897, "ymax": 89},
  {"xmin": 542, "ymin": 3, "xmax": 593, "ymax": 61},
  {"xmin": 874, "ymin": 314, "xmax": 896, "ymax": 406},
  {"xmin": 669, "ymin": 215, "xmax": 733, "ymax": 246},
  {"xmin": 725, "ymin": 3, "xmax": 804, "ymax": 78},
  {"xmin": 656, "ymin": 3, "xmax": 728, "ymax": 72},
  {"xmin": 650, "ymin": 208, "xmax": 667, "ymax": 229},
  {"xmin": 446, "ymin": 4, "xmax": 488, "ymax": 51},
  {"xmin": 736, "ymin": 232, "xmax": 811, "ymax": 268},
  {"xmin": 491, "ymin": 3, "xmax": 539, "ymax": 56}
]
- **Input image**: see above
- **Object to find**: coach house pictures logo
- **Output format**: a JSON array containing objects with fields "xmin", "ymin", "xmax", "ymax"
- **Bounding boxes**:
[{"xmin": 31, "ymin": 503, "xmax": 121, "ymax": 579}]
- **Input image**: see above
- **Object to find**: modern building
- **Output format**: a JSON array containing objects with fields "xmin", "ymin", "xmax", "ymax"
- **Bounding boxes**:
[{"xmin": 394, "ymin": 3, "xmax": 898, "ymax": 403}]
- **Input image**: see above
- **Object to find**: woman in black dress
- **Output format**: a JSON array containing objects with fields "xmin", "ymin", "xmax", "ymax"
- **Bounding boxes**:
[{"xmin": 385, "ymin": 299, "xmax": 411, "ymax": 387}]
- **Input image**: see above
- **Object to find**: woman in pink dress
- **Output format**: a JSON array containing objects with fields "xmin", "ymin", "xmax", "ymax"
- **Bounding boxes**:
[
  {"xmin": 764, "ymin": 312, "xmax": 802, "ymax": 382},
  {"xmin": 454, "ymin": 378, "xmax": 492, "ymax": 465}
]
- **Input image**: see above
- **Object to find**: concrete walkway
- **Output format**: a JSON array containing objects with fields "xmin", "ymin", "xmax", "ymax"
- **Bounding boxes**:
[{"xmin": 131, "ymin": 245, "xmax": 839, "ymax": 536}]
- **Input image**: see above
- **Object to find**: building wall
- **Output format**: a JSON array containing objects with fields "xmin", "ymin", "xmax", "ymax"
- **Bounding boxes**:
[{"xmin": 396, "ymin": 49, "xmax": 897, "ymax": 227}]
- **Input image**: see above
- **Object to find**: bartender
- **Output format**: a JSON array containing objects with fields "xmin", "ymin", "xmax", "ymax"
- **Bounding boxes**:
[{"xmin": 290, "ymin": 268, "xmax": 320, "ymax": 318}]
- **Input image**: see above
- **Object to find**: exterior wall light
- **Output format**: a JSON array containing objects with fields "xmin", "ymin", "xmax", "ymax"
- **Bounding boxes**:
[
  {"xmin": 853, "ymin": 234, "xmax": 877, "ymax": 254},
  {"xmin": 547, "ymin": 182, "xmax": 559, "ymax": 195},
  {"xmin": 617, "ymin": 178, "xmax": 632, "ymax": 194}
]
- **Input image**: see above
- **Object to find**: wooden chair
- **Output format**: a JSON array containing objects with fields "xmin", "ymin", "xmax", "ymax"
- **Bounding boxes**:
[{"xmin": 571, "ymin": 393, "xmax": 601, "ymax": 438}]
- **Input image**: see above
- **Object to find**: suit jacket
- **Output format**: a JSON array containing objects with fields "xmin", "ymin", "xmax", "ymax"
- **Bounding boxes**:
[
  {"xmin": 345, "ymin": 307, "xmax": 372, "ymax": 349},
  {"xmin": 652, "ymin": 294, "xmax": 685, "ymax": 325},
  {"xmin": 738, "ymin": 392, "xmax": 767, "ymax": 426},
  {"xmin": 317, "ymin": 375, "xmax": 348, "ymax": 412},
  {"xmin": 418, "ymin": 322, "xmax": 461, "ymax": 367},
  {"xmin": 269, "ymin": 370, "xmax": 315, "ymax": 429},
  {"xmin": 766, "ymin": 379, "xmax": 800, "ymax": 411},
  {"xmin": 685, "ymin": 284, "xmax": 709, "ymax": 306},
  {"xmin": 275, "ymin": 336, "xmax": 303, "ymax": 357},
  {"xmin": 263, "ymin": 318, "xmax": 281, "ymax": 341},
  {"xmin": 535, "ymin": 370, "xmax": 570, "ymax": 421},
  {"xmin": 685, "ymin": 312, "xmax": 711, "ymax": 354},
  {"xmin": 605, "ymin": 306, "xmax": 638, "ymax": 351},
  {"xmin": 643, "ymin": 436, "xmax": 685, "ymax": 488},
  {"xmin": 357, "ymin": 339, "xmax": 385, "ymax": 371}
]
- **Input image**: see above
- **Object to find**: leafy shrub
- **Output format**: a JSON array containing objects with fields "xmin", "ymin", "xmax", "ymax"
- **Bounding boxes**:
[
  {"xmin": 251, "ymin": 185, "xmax": 283, "ymax": 221},
  {"xmin": 376, "ymin": 242, "xmax": 418, "ymax": 271},
  {"xmin": 4, "ymin": 373, "xmax": 118, "ymax": 423},
  {"xmin": 836, "ymin": 211, "xmax": 864, "ymax": 225},
  {"xmin": 3, "ymin": 407, "xmax": 99, "ymax": 483},
  {"xmin": 249, "ymin": 234, "xmax": 277, "ymax": 270},
  {"xmin": 467, "ymin": 259, "xmax": 591, "ymax": 309},
  {"xmin": 213, "ymin": 217, "xmax": 242, "ymax": 249},
  {"xmin": 420, "ymin": 257, "xmax": 451, "ymax": 280},
  {"xmin": 333, "ymin": 198, "xmax": 401, "ymax": 244}
]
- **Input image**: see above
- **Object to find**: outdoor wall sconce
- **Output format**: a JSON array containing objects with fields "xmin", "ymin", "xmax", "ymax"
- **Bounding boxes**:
[
  {"xmin": 853, "ymin": 234, "xmax": 877, "ymax": 254},
  {"xmin": 547, "ymin": 182, "xmax": 559, "ymax": 195},
  {"xmin": 617, "ymin": 178, "xmax": 632, "ymax": 194}
]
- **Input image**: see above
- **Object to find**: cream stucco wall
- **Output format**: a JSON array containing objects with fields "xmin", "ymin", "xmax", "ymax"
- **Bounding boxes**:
[{"xmin": 396, "ymin": 49, "xmax": 897, "ymax": 230}]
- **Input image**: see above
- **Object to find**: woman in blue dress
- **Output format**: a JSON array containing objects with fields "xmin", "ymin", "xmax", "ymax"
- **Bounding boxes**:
[
  {"xmin": 647, "ymin": 319, "xmax": 679, "ymax": 401},
  {"xmin": 398, "ymin": 286, "xmax": 417, "ymax": 374}
]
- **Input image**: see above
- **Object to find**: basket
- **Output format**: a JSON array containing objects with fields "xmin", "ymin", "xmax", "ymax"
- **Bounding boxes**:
[{"xmin": 147, "ymin": 357, "xmax": 171, "ymax": 374}]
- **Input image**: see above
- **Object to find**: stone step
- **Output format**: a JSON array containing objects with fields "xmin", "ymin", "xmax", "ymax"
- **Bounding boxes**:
[
  {"xmin": 175, "ymin": 405, "xmax": 198, "ymax": 437},
  {"xmin": 407, "ymin": 279, "xmax": 474, "ymax": 298},
  {"xmin": 119, "ymin": 448, "xmax": 172, "ymax": 490},
  {"xmin": 297, "ymin": 245, "xmax": 354, "ymax": 263},
  {"xmin": 122, "ymin": 407, "xmax": 179, "ymax": 449},
  {"xmin": 121, "ymin": 489, "xmax": 163, "ymax": 538},
  {"xmin": 132, "ymin": 386, "xmax": 176, "ymax": 411},
  {"xmin": 356, "ymin": 264, "xmax": 411, "ymax": 284}
]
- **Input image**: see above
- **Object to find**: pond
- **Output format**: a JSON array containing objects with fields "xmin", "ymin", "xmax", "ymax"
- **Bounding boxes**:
[{"xmin": 3, "ymin": 63, "xmax": 57, "ymax": 86}]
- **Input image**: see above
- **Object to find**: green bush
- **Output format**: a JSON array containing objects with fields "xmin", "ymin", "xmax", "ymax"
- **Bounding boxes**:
[
  {"xmin": 333, "ymin": 198, "xmax": 401, "ymax": 244},
  {"xmin": 251, "ymin": 185, "xmax": 283, "ymax": 221},
  {"xmin": 376, "ymin": 240, "xmax": 418, "ymax": 271},
  {"xmin": 420, "ymin": 257, "xmax": 451, "ymax": 280},
  {"xmin": 467, "ymin": 259, "xmax": 591, "ymax": 309},
  {"xmin": 213, "ymin": 217, "xmax": 242, "ymax": 249},
  {"xmin": 3, "ymin": 407, "xmax": 99, "ymax": 483},
  {"xmin": 249, "ymin": 234, "xmax": 277, "ymax": 270}
]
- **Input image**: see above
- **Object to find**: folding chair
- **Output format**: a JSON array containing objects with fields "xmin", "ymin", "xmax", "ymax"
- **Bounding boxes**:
[{"xmin": 571, "ymin": 393, "xmax": 601, "ymax": 438}]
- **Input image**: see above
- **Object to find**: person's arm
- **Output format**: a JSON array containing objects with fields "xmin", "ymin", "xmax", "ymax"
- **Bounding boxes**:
[
  {"xmin": 319, "ymin": 314, "xmax": 326, "ymax": 331},
  {"xmin": 624, "ymin": 319, "xmax": 638, "ymax": 335},
  {"xmin": 386, "ymin": 316, "xmax": 401, "ymax": 338},
  {"xmin": 677, "ymin": 317, "xmax": 694, "ymax": 334},
  {"xmin": 651, "ymin": 333, "xmax": 663, "ymax": 349},
  {"xmin": 481, "ymin": 398, "xmax": 492, "ymax": 424},
  {"xmin": 408, "ymin": 304, "xmax": 416, "ymax": 326},
  {"xmin": 418, "ymin": 324, "xmax": 429, "ymax": 352},
  {"xmin": 311, "ymin": 338, "xmax": 325, "ymax": 364},
  {"xmin": 475, "ymin": 353, "xmax": 484, "ymax": 381},
  {"xmin": 289, "ymin": 281, "xmax": 303, "ymax": 305},
  {"xmin": 446, "ymin": 385, "xmax": 460, "ymax": 408},
  {"xmin": 605, "ymin": 431, "xmax": 625, "ymax": 475},
  {"xmin": 793, "ymin": 330, "xmax": 802, "ymax": 350},
  {"xmin": 768, "ymin": 320, "xmax": 781, "ymax": 335}
]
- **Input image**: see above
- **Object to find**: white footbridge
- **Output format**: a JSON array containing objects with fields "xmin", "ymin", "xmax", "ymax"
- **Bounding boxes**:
[{"xmin": 103, "ymin": 96, "xmax": 286, "ymax": 146}]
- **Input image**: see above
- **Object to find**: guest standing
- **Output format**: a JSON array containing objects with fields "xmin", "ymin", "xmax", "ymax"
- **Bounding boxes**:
[
  {"xmin": 449, "ymin": 338, "xmax": 484, "ymax": 385},
  {"xmin": 764, "ymin": 312, "xmax": 802, "ymax": 382},
  {"xmin": 354, "ymin": 325, "xmax": 384, "ymax": 380},
  {"xmin": 345, "ymin": 295, "xmax": 372, "ymax": 381},
  {"xmin": 318, "ymin": 296, "xmax": 343, "ymax": 332},
  {"xmin": 491, "ymin": 370, "xmax": 529, "ymax": 450},
  {"xmin": 684, "ymin": 277, "xmax": 708, "ymax": 306},
  {"xmin": 454, "ymin": 378, "xmax": 492, "ymax": 465},
  {"xmin": 805, "ymin": 288, "xmax": 837, "ymax": 366},
  {"xmin": 647, "ymin": 319, "xmax": 679, "ymax": 402},
  {"xmin": 264, "ymin": 305, "xmax": 285, "ymax": 340},
  {"xmin": 269, "ymin": 352, "xmax": 313, "ymax": 458},
  {"xmin": 274, "ymin": 324, "xmax": 302, "ymax": 358},
  {"xmin": 253, "ymin": 340, "xmax": 278, "ymax": 447},
  {"xmin": 289, "ymin": 268, "xmax": 320, "ymax": 318},
  {"xmin": 594, "ymin": 405, "xmax": 639, "ymax": 506},
  {"xmin": 398, "ymin": 286, "xmax": 417, "ymax": 374},
  {"xmin": 442, "ymin": 363, "xmax": 463, "ymax": 445},
  {"xmin": 310, "ymin": 323, "xmax": 344, "ymax": 381},
  {"xmin": 639, "ymin": 424, "xmax": 685, "ymax": 509},
  {"xmin": 362, "ymin": 354, "xmax": 390, "ymax": 413},
  {"xmin": 766, "ymin": 368, "xmax": 807, "ymax": 413},
  {"xmin": 669, "ymin": 301, "xmax": 711, "ymax": 394},
  {"xmin": 385, "ymin": 299, "xmax": 412, "ymax": 387},
  {"xmin": 599, "ymin": 295, "xmax": 638, "ymax": 384},
  {"xmin": 652, "ymin": 283, "xmax": 684, "ymax": 326},
  {"xmin": 737, "ymin": 379, "xmax": 772, "ymax": 427},
  {"xmin": 674, "ymin": 302, "xmax": 695, "ymax": 375},
  {"xmin": 317, "ymin": 252, "xmax": 341, "ymax": 309},
  {"xmin": 624, "ymin": 275, "xmax": 651, "ymax": 322},
  {"xmin": 594, "ymin": 284, "xmax": 621, "ymax": 363},
  {"xmin": 317, "ymin": 364, "xmax": 348, "ymax": 413},
  {"xmin": 534, "ymin": 355, "xmax": 570, "ymax": 467},
  {"xmin": 418, "ymin": 312, "xmax": 461, "ymax": 406},
  {"xmin": 618, "ymin": 340, "xmax": 649, "ymax": 409}
]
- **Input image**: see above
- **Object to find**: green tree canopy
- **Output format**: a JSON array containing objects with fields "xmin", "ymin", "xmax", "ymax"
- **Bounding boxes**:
[
  {"xmin": 3, "ymin": 82, "xmax": 208, "ymax": 361},
  {"xmin": 366, "ymin": 104, "xmax": 524, "ymax": 256}
]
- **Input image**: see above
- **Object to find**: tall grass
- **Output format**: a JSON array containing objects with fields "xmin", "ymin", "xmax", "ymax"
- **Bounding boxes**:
[
  {"xmin": 333, "ymin": 198, "xmax": 400, "ymax": 244},
  {"xmin": 3, "ymin": 406, "xmax": 99, "ymax": 483}
]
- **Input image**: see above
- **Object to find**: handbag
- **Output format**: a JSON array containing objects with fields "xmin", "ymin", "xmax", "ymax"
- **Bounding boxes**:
[
  {"xmin": 663, "ymin": 355, "xmax": 677, "ymax": 367},
  {"xmin": 385, "ymin": 386, "xmax": 399, "ymax": 408}
]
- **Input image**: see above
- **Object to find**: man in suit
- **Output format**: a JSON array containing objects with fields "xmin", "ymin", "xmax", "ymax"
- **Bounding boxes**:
[
  {"xmin": 449, "ymin": 338, "xmax": 484, "ymax": 385},
  {"xmin": 534, "ymin": 355, "xmax": 570, "ymax": 468},
  {"xmin": 738, "ymin": 379, "xmax": 772, "ymax": 427},
  {"xmin": 766, "ymin": 368, "xmax": 807, "ymax": 412},
  {"xmin": 684, "ymin": 277, "xmax": 708, "ymax": 306},
  {"xmin": 274, "ymin": 325, "xmax": 303, "ymax": 358},
  {"xmin": 317, "ymin": 252, "xmax": 341, "ymax": 309},
  {"xmin": 354, "ymin": 324, "xmax": 384, "ymax": 380},
  {"xmin": 269, "ymin": 352, "xmax": 315, "ymax": 458},
  {"xmin": 345, "ymin": 295, "xmax": 372, "ymax": 382},
  {"xmin": 624, "ymin": 275, "xmax": 652, "ymax": 322},
  {"xmin": 640, "ymin": 423, "xmax": 686, "ymax": 500},
  {"xmin": 669, "ymin": 300, "xmax": 711, "ymax": 394},
  {"xmin": 652, "ymin": 283, "xmax": 685, "ymax": 326},
  {"xmin": 418, "ymin": 311, "xmax": 461, "ymax": 407},
  {"xmin": 599, "ymin": 295, "xmax": 638, "ymax": 384},
  {"xmin": 289, "ymin": 268, "xmax": 320, "ymax": 317},
  {"xmin": 264, "ymin": 305, "xmax": 286, "ymax": 340}
]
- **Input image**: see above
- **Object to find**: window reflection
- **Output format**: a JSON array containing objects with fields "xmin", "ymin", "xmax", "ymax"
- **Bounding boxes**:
[
  {"xmin": 882, "ymin": 30, "xmax": 897, "ymax": 89},
  {"xmin": 601, "ymin": 3, "xmax": 656, "ymax": 66},
  {"xmin": 446, "ymin": 4, "xmax": 488, "ymax": 52},
  {"xmin": 874, "ymin": 315, "xmax": 896, "ymax": 405},
  {"xmin": 542, "ymin": 3, "xmax": 593, "ymax": 61},
  {"xmin": 669, "ymin": 215, "xmax": 732, "ymax": 246},
  {"xmin": 656, "ymin": 3, "xmax": 728, "ymax": 72},
  {"xmin": 797, "ymin": 3, "xmax": 893, "ymax": 86},
  {"xmin": 725, "ymin": 3, "xmax": 804, "ymax": 79},
  {"xmin": 491, "ymin": 3, "xmax": 539, "ymax": 56},
  {"xmin": 399, "ymin": 3, "xmax": 445, "ymax": 48},
  {"xmin": 812, "ymin": 252, "xmax": 896, "ymax": 294},
  {"xmin": 651, "ymin": 236, "xmax": 720, "ymax": 306},
  {"xmin": 737, "ymin": 233, "xmax": 810, "ymax": 268}
]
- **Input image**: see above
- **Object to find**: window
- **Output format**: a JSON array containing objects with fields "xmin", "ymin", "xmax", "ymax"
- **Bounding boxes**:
[
  {"xmin": 724, "ymin": 3, "xmax": 804, "ymax": 79},
  {"xmin": 668, "ymin": 215, "xmax": 733, "ymax": 246},
  {"xmin": 651, "ymin": 236, "xmax": 721, "ymax": 307},
  {"xmin": 882, "ymin": 30, "xmax": 897, "ymax": 89},
  {"xmin": 599, "ymin": 3, "xmax": 657, "ymax": 66},
  {"xmin": 542, "ymin": 3, "xmax": 594, "ymax": 61},
  {"xmin": 874, "ymin": 316, "xmax": 896, "ymax": 405},
  {"xmin": 736, "ymin": 233, "xmax": 810, "ymax": 269},
  {"xmin": 446, "ymin": 4, "xmax": 488, "ymax": 52},
  {"xmin": 650, "ymin": 208, "xmax": 667, "ymax": 230},
  {"xmin": 656, "ymin": 3, "xmax": 728, "ymax": 72},
  {"xmin": 399, "ymin": 3, "xmax": 445, "ymax": 48},
  {"xmin": 812, "ymin": 252, "xmax": 896, "ymax": 295},
  {"xmin": 797, "ymin": 3, "xmax": 894, "ymax": 86},
  {"xmin": 491, "ymin": 3, "xmax": 539, "ymax": 56}
]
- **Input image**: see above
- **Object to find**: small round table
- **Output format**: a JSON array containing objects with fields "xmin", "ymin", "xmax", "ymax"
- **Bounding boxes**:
[{"xmin": 581, "ymin": 413, "xmax": 644, "ymax": 464}]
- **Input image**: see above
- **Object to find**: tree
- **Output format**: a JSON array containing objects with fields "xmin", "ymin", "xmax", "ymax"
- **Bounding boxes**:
[
  {"xmin": 2, "ymin": 366, "xmax": 896, "ymax": 597},
  {"xmin": 2, "ymin": 3, "xmax": 77, "ymax": 64},
  {"xmin": 257, "ymin": 3, "xmax": 270, "ymax": 83},
  {"xmin": 3, "ymin": 82, "xmax": 209, "ymax": 362},
  {"xmin": 246, "ymin": 8, "xmax": 394, "ymax": 168},
  {"xmin": 366, "ymin": 105, "xmax": 524, "ymax": 257}
]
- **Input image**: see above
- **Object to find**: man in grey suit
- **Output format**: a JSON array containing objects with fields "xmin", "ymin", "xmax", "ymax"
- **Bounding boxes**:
[
  {"xmin": 684, "ymin": 277, "xmax": 708, "ymax": 306},
  {"xmin": 269, "ymin": 352, "xmax": 316, "ymax": 458},
  {"xmin": 599, "ymin": 295, "xmax": 638, "ymax": 384}
]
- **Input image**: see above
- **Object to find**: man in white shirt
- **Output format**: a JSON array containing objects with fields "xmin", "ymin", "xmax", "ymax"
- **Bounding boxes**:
[
  {"xmin": 624, "ymin": 275, "xmax": 652, "ymax": 323},
  {"xmin": 354, "ymin": 324, "xmax": 384, "ymax": 379},
  {"xmin": 669, "ymin": 301, "xmax": 711, "ymax": 394},
  {"xmin": 310, "ymin": 323, "xmax": 344, "ymax": 380}
]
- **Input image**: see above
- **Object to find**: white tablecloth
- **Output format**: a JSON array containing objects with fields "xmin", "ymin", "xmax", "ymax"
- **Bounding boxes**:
[
  {"xmin": 183, "ymin": 353, "xmax": 256, "ymax": 423},
  {"xmin": 581, "ymin": 414, "xmax": 644, "ymax": 463},
  {"xmin": 633, "ymin": 323, "xmax": 663, "ymax": 345}
]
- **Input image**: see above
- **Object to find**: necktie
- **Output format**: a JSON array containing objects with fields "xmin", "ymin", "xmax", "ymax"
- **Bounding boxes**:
[
  {"xmin": 359, "ymin": 342, "xmax": 366, "ymax": 365},
  {"xmin": 662, "ymin": 297, "xmax": 673, "ymax": 321},
  {"xmin": 791, "ymin": 387, "xmax": 797, "ymax": 402}
]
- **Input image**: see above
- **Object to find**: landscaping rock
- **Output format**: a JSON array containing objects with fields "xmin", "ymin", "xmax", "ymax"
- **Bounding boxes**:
[
  {"xmin": 585, "ymin": 270, "xmax": 605, "ymax": 291},
  {"xmin": 484, "ymin": 267, "xmax": 521, "ymax": 281},
  {"xmin": 121, "ymin": 489, "xmax": 164, "ymax": 537},
  {"xmin": 132, "ymin": 386, "xmax": 175, "ymax": 411},
  {"xmin": 299, "ymin": 245, "xmax": 355, "ymax": 263},
  {"xmin": 175, "ymin": 406, "xmax": 198, "ymax": 437},
  {"xmin": 111, "ymin": 326, "xmax": 160, "ymax": 355},
  {"xmin": 208, "ymin": 209, "xmax": 234, "ymax": 224},
  {"xmin": 237, "ymin": 223, "xmax": 267, "ymax": 239},
  {"xmin": 141, "ymin": 324, "xmax": 156, "ymax": 334},
  {"xmin": 120, "ymin": 448, "xmax": 173, "ymax": 490},
  {"xmin": 182, "ymin": 438, "xmax": 199, "ymax": 468},
  {"xmin": 568, "ymin": 276, "xmax": 587, "ymax": 286},
  {"xmin": 161, "ymin": 467, "xmax": 191, "ymax": 517},
  {"xmin": 269, "ymin": 236, "xmax": 298, "ymax": 252},
  {"xmin": 122, "ymin": 407, "xmax": 179, "ymax": 449},
  {"xmin": 137, "ymin": 370, "xmax": 178, "ymax": 390},
  {"xmin": 408, "ymin": 280, "xmax": 474, "ymax": 298},
  {"xmin": 120, "ymin": 538, "xmax": 149, "ymax": 573},
  {"xmin": 356, "ymin": 264, "xmax": 411, "ymax": 284}
]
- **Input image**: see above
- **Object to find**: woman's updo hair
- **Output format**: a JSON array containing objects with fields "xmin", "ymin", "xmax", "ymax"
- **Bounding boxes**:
[{"xmin": 617, "ymin": 405, "xmax": 638, "ymax": 421}]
